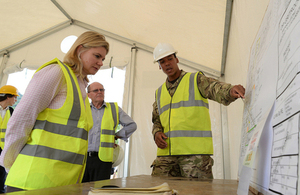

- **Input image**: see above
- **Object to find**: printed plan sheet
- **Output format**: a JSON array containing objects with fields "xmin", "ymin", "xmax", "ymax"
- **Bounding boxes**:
[
  {"xmin": 270, "ymin": 1, "xmax": 300, "ymax": 194},
  {"xmin": 238, "ymin": 0, "xmax": 300, "ymax": 194}
]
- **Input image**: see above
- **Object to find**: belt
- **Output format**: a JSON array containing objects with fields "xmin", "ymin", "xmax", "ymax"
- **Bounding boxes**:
[{"xmin": 87, "ymin": 151, "xmax": 98, "ymax": 157}]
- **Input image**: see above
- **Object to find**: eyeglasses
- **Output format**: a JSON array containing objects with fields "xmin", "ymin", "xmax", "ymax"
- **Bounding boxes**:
[{"xmin": 89, "ymin": 88, "xmax": 105, "ymax": 93}]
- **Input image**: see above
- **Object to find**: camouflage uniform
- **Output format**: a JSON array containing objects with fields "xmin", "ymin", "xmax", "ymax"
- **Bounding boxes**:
[{"xmin": 151, "ymin": 70, "xmax": 236, "ymax": 178}]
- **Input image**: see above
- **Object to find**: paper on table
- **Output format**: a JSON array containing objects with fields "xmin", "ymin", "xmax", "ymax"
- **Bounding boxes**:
[{"xmin": 88, "ymin": 182, "xmax": 179, "ymax": 195}]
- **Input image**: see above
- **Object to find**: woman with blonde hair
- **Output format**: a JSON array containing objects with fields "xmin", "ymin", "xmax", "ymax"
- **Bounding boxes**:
[{"xmin": 0, "ymin": 31, "xmax": 109, "ymax": 192}]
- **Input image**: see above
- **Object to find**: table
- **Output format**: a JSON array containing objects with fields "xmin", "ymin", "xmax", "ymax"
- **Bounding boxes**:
[{"xmin": 4, "ymin": 175, "xmax": 252, "ymax": 195}]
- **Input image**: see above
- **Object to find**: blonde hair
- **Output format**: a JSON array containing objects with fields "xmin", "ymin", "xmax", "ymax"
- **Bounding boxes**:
[{"xmin": 63, "ymin": 31, "xmax": 109, "ymax": 81}]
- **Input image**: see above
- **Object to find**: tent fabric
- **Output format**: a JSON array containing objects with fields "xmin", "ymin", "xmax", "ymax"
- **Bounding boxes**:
[{"xmin": 0, "ymin": 0, "xmax": 228, "ymax": 75}]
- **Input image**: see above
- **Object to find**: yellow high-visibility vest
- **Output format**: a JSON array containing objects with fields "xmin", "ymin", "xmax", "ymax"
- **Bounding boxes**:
[
  {"xmin": 98, "ymin": 102, "xmax": 119, "ymax": 162},
  {"xmin": 156, "ymin": 72, "xmax": 213, "ymax": 156},
  {"xmin": 5, "ymin": 58, "xmax": 93, "ymax": 190},
  {"xmin": 0, "ymin": 109, "xmax": 11, "ymax": 149}
]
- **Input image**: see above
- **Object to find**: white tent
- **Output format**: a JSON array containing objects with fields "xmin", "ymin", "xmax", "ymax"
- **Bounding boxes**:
[{"xmin": 0, "ymin": 0, "xmax": 270, "ymax": 180}]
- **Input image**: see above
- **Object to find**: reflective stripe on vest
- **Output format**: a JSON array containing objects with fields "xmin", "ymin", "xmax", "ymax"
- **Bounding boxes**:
[
  {"xmin": 6, "ymin": 58, "xmax": 93, "ymax": 190},
  {"xmin": 157, "ymin": 73, "xmax": 209, "ymax": 115},
  {"xmin": 164, "ymin": 130, "xmax": 212, "ymax": 138},
  {"xmin": 0, "ymin": 110, "xmax": 10, "ymax": 149},
  {"xmin": 19, "ymin": 60, "xmax": 86, "ymax": 164},
  {"xmin": 99, "ymin": 102, "xmax": 119, "ymax": 162},
  {"xmin": 20, "ymin": 119, "xmax": 88, "ymax": 165},
  {"xmin": 156, "ymin": 72, "xmax": 213, "ymax": 156}
]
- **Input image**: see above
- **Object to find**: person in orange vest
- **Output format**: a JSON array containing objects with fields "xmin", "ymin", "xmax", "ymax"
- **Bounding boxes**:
[
  {"xmin": 0, "ymin": 85, "xmax": 18, "ymax": 193},
  {"xmin": 0, "ymin": 31, "xmax": 109, "ymax": 192},
  {"xmin": 151, "ymin": 43, "xmax": 245, "ymax": 179}
]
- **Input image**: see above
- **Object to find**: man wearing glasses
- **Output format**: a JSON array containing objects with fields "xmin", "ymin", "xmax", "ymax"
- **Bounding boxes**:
[{"xmin": 82, "ymin": 82, "xmax": 137, "ymax": 182}]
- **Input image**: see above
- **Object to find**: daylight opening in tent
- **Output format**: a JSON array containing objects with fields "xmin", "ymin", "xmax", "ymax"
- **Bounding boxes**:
[
  {"xmin": 60, "ymin": 35, "xmax": 78, "ymax": 54},
  {"xmin": 88, "ymin": 67, "xmax": 126, "ymax": 107},
  {"xmin": 6, "ymin": 66, "xmax": 126, "ymax": 109},
  {"xmin": 6, "ymin": 68, "xmax": 36, "ymax": 96}
]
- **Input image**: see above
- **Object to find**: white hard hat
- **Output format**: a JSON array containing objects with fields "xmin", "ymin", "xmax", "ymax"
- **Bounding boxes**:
[
  {"xmin": 112, "ymin": 144, "xmax": 125, "ymax": 167},
  {"xmin": 153, "ymin": 43, "xmax": 177, "ymax": 63}
]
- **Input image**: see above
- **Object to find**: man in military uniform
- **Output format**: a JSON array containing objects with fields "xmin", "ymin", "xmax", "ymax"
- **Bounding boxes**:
[{"xmin": 151, "ymin": 43, "xmax": 245, "ymax": 179}]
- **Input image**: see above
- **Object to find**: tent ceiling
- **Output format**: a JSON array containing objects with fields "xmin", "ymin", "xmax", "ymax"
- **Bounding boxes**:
[{"xmin": 0, "ymin": 0, "xmax": 232, "ymax": 77}]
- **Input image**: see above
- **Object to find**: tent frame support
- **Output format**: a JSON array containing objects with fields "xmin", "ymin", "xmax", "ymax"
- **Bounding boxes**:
[
  {"xmin": 0, "ymin": 21, "xmax": 71, "ymax": 56},
  {"xmin": 122, "ymin": 46, "xmax": 138, "ymax": 177},
  {"xmin": 0, "ymin": 53, "xmax": 10, "ymax": 87},
  {"xmin": 51, "ymin": 0, "xmax": 73, "ymax": 20},
  {"xmin": 221, "ymin": 104, "xmax": 231, "ymax": 179},
  {"xmin": 221, "ymin": 0, "xmax": 233, "ymax": 76}
]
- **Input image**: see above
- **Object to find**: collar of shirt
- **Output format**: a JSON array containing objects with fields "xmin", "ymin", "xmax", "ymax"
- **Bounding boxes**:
[
  {"xmin": 0, "ymin": 105, "xmax": 8, "ymax": 112},
  {"xmin": 166, "ymin": 70, "xmax": 187, "ymax": 89},
  {"xmin": 90, "ymin": 101, "xmax": 107, "ymax": 110},
  {"xmin": 0, "ymin": 105, "xmax": 8, "ymax": 119}
]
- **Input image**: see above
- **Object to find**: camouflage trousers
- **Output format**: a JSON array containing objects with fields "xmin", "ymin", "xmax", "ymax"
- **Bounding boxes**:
[{"xmin": 151, "ymin": 155, "xmax": 214, "ymax": 179}]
